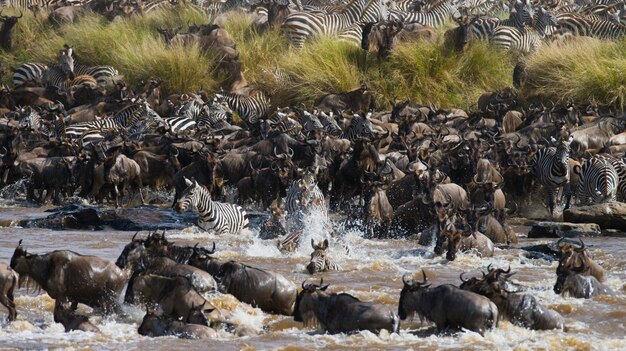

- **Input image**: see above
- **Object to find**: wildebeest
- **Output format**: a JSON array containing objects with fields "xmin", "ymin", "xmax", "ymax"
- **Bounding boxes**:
[
  {"xmin": 138, "ymin": 310, "xmax": 217, "ymax": 339},
  {"xmin": 53, "ymin": 302, "xmax": 100, "ymax": 333},
  {"xmin": 102, "ymin": 152, "xmax": 144, "ymax": 207},
  {"xmin": 434, "ymin": 218, "xmax": 494, "ymax": 261},
  {"xmin": 556, "ymin": 238, "xmax": 606, "ymax": 283},
  {"xmin": 315, "ymin": 82, "xmax": 374, "ymax": 114},
  {"xmin": 10, "ymin": 240, "xmax": 128, "ymax": 314},
  {"xmin": 306, "ymin": 239, "xmax": 341, "ymax": 274},
  {"xmin": 553, "ymin": 259, "xmax": 614, "ymax": 298},
  {"xmin": 126, "ymin": 273, "xmax": 219, "ymax": 325},
  {"xmin": 461, "ymin": 266, "xmax": 564, "ymax": 330},
  {"xmin": 398, "ymin": 270, "xmax": 498, "ymax": 335},
  {"xmin": 293, "ymin": 279, "xmax": 399, "ymax": 334},
  {"xmin": 0, "ymin": 263, "xmax": 18, "ymax": 321},
  {"xmin": 188, "ymin": 244, "xmax": 297, "ymax": 316},
  {"xmin": 0, "ymin": 10, "xmax": 22, "ymax": 50}
]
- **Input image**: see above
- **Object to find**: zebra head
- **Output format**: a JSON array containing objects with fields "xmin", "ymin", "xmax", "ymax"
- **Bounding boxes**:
[
  {"xmin": 175, "ymin": 177, "xmax": 203, "ymax": 213},
  {"xmin": 306, "ymin": 239, "xmax": 330, "ymax": 274},
  {"xmin": 536, "ymin": 6, "xmax": 558, "ymax": 33},
  {"xmin": 143, "ymin": 100, "xmax": 165, "ymax": 127},
  {"xmin": 59, "ymin": 45, "xmax": 75, "ymax": 80}
]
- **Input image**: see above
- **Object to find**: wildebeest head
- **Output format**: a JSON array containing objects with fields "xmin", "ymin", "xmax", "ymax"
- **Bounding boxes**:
[
  {"xmin": 293, "ymin": 278, "xmax": 329, "ymax": 324},
  {"xmin": 554, "ymin": 238, "xmax": 596, "ymax": 294},
  {"xmin": 115, "ymin": 232, "xmax": 146, "ymax": 270},
  {"xmin": 434, "ymin": 218, "xmax": 473, "ymax": 261},
  {"xmin": 9, "ymin": 239, "xmax": 30, "ymax": 271},
  {"xmin": 0, "ymin": 10, "xmax": 22, "ymax": 50},
  {"xmin": 461, "ymin": 264, "xmax": 515, "ymax": 298},
  {"xmin": 187, "ymin": 242, "xmax": 219, "ymax": 274},
  {"xmin": 554, "ymin": 253, "xmax": 586, "ymax": 294},
  {"xmin": 398, "ymin": 269, "xmax": 430, "ymax": 320},
  {"xmin": 138, "ymin": 310, "xmax": 167, "ymax": 337}
]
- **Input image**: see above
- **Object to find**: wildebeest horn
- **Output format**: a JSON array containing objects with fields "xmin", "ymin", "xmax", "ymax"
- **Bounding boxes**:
[
  {"xmin": 556, "ymin": 237, "xmax": 565, "ymax": 249},
  {"xmin": 0, "ymin": 146, "xmax": 7, "ymax": 157},
  {"xmin": 132, "ymin": 232, "xmax": 138, "ymax": 240},
  {"xmin": 460, "ymin": 272, "xmax": 469, "ymax": 282},
  {"xmin": 17, "ymin": 10, "xmax": 22, "ymax": 18},
  {"xmin": 287, "ymin": 147, "xmax": 294, "ymax": 157},
  {"xmin": 419, "ymin": 269, "xmax": 428, "ymax": 285},
  {"xmin": 487, "ymin": 263, "xmax": 493, "ymax": 272},
  {"xmin": 208, "ymin": 242, "xmax": 216, "ymax": 254},
  {"xmin": 473, "ymin": 174, "xmax": 483, "ymax": 185},
  {"xmin": 273, "ymin": 146, "xmax": 279, "ymax": 157},
  {"xmin": 18, "ymin": 239, "xmax": 22, "ymax": 246},
  {"xmin": 575, "ymin": 238, "xmax": 585, "ymax": 252}
]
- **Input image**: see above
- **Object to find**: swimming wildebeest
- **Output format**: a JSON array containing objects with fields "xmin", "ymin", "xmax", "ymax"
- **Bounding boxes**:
[
  {"xmin": 461, "ymin": 266, "xmax": 564, "ymax": 330},
  {"xmin": 138, "ymin": 310, "xmax": 218, "ymax": 339},
  {"xmin": 0, "ymin": 263, "xmax": 18, "ymax": 321},
  {"xmin": 293, "ymin": 279, "xmax": 399, "ymax": 334},
  {"xmin": 553, "ymin": 248, "xmax": 613, "ymax": 299},
  {"xmin": 53, "ymin": 302, "xmax": 100, "ymax": 333},
  {"xmin": 398, "ymin": 270, "xmax": 498, "ymax": 335},
  {"xmin": 10, "ymin": 240, "xmax": 128, "ymax": 314},
  {"xmin": 188, "ymin": 244, "xmax": 297, "ymax": 316}
]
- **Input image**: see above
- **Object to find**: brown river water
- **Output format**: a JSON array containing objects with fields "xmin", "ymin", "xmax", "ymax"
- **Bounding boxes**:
[{"xmin": 0, "ymin": 195, "xmax": 625, "ymax": 351}]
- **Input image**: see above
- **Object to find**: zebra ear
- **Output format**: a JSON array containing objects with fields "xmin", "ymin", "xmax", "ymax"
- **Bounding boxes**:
[
  {"xmin": 311, "ymin": 238, "xmax": 316, "ymax": 249},
  {"xmin": 184, "ymin": 177, "xmax": 193, "ymax": 187},
  {"xmin": 322, "ymin": 239, "xmax": 329, "ymax": 250}
]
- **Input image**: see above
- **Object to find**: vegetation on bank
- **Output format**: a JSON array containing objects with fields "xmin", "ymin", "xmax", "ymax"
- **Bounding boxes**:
[{"xmin": 1, "ymin": 7, "xmax": 625, "ymax": 110}]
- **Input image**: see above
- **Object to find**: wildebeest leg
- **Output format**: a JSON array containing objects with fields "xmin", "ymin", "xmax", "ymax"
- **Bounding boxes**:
[
  {"xmin": 114, "ymin": 185, "xmax": 120, "ymax": 208},
  {"xmin": 0, "ymin": 292, "xmax": 16, "ymax": 321}
]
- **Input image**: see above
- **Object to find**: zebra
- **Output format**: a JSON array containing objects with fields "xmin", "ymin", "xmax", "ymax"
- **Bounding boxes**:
[
  {"xmin": 162, "ymin": 116, "xmax": 196, "ymax": 133},
  {"xmin": 12, "ymin": 62, "xmax": 48, "ymax": 87},
  {"xmin": 281, "ymin": 0, "xmax": 369, "ymax": 48},
  {"xmin": 341, "ymin": 112, "xmax": 374, "ymax": 142},
  {"xmin": 65, "ymin": 100, "xmax": 163, "ymax": 140},
  {"xmin": 337, "ymin": 0, "xmax": 396, "ymax": 44},
  {"xmin": 306, "ymin": 238, "xmax": 341, "ymax": 274},
  {"xmin": 74, "ymin": 65, "xmax": 120, "ymax": 87},
  {"xmin": 390, "ymin": 0, "xmax": 460, "ymax": 27},
  {"xmin": 197, "ymin": 99, "xmax": 233, "ymax": 130},
  {"xmin": 0, "ymin": 0, "xmax": 62, "ymax": 9},
  {"xmin": 469, "ymin": 0, "xmax": 535, "ymax": 40},
  {"xmin": 300, "ymin": 110, "xmax": 324, "ymax": 133},
  {"xmin": 532, "ymin": 136, "xmax": 572, "ymax": 216},
  {"xmin": 214, "ymin": 92, "xmax": 271, "ymax": 126},
  {"xmin": 285, "ymin": 172, "xmax": 326, "ymax": 216},
  {"xmin": 318, "ymin": 111, "xmax": 343, "ymax": 136},
  {"xmin": 42, "ymin": 46, "xmax": 76, "ymax": 89},
  {"xmin": 589, "ymin": 14, "xmax": 626, "ymax": 39},
  {"xmin": 175, "ymin": 177, "xmax": 249, "ymax": 234},
  {"xmin": 490, "ymin": 7, "xmax": 558, "ymax": 53},
  {"xmin": 576, "ymin": 155, "xmax": 619, "ymax": 205},
  {"xmin": 17, "ymin": 107, "xmax": 51, "ymax": 137}
]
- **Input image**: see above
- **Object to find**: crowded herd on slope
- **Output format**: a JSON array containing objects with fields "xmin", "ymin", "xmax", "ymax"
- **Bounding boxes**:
[{"xmin": 0, "ymin": 0, "xmax": 624, "ymax": 342}]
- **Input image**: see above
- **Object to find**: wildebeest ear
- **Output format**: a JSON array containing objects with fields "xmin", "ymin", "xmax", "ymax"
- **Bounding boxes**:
[
  {"xmin": 184, "ymin": 177, "xmax": 193, "ymax": 186},
  {"xmin": 18, "ymin": 239, "xmax": 23, "ymax": 246}
]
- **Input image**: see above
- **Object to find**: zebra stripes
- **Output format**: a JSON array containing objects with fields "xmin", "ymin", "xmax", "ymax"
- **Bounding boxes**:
[
  {"xmin": 491, "ymin": 7, "xmax": 558, "ymax": 53},
  {"xmin": 306, "ymin": 238, "xmax": 341, "ymax": 273},
  {"xmin": 197, "ymin": 99, "xmax": 233, "ymax": 130},
  {"xmin": 341, "ymin": 112, "xmax": 374, "ymax": 142},
  {"xmin": 391, "ymin": 0, "xmax": 460, "ymax": 27},
  {"xmin": 532, "ymin": 137, "xmax": 572, "ymax": 215},
  {"xmin": 42, "ymin": 47, "xmax": 76, "ymax": 89},
  {"xmin": 12, "ymin": 63, "xmax": 48, "ymax": 87},
  {"xmin": 576, "ymin": 155, "xmax": 619, "ymax": 204},
  {"xmin": 282, "ymin": 0, "xmax": 369, "ymax": 48},
  {"xmin": 318, "ymin": 111, "xmax": 342, "ymax": 136},
  {"xmin": 470, "ymin": 0, "xmax": 534, "ymax": 40},
  {"xmin": 285, "ymin": 172, "xmax": 326, "ymax": 216},
  {"xmin": 0, "ymin": 0, "xmax": 62, "ymax": 9},
  {"xmin": 163, "ymin": 116, "xmax": 196, "ymax": 133},
  {"xmin": 176, "ymin": 178, "xmax": 249, "ymax": 234},
  {"xmin": 214, "ymin": 92, "xmax": 270, "ymax": 126}
]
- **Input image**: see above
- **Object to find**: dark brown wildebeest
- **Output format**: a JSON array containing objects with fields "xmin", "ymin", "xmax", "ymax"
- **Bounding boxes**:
[
  {"xmin": 315, "ymin": 82, "xmax": 374, "ymax": 114},
  {"xmin": 556, "ymin": 238, "xmax": 606, "ymax": 283},
  {"xmin": 102, "ymin": 152, "xmax": 144, "ymax": 207},
  {"xmin": 434, "ymin": 218, "xmax": 494, "ymax": 261},
  {"xmin": 293, "ymin": 279, "xmax": 399, "ymax": 334},
  {"xmin": 0, "ymin": 10, "xmax": 22, "ymax": 50},
  {"xmin": 398, "ymin": 270, "xmax": 498, "ymax": 335},
  {"xmin": 553, "ymin": 257, "xmax": 613, "ymax": 298},
  {"xmin": 0, "ymin": 263, "xmax": 18, "ymax": 321},
  {"xmin": 138, "ymin": 310, "xmax": 217, "ymax": 339},
  {"xmin": 460, "ymin": 266, "xmax": 564, "ymax": 330},
  {"xmin": 10, "ymin": 240, "xmax": 128, "ymax": 314},
  {"xmin": 188, "ymin": 245, "xmax": 297, "ymax": 316},
  {"xmin": 53, "ymin": 302, "xmax": 100, "ymax": 333},
  {"xmin": 48, "ymin": 6, "xmax": 85, "ymax": 25},
  {"xmin": 132, "ymin": 146, "xmax": 180, "ymax": 190},
  {"xmin": 127, "ymin": 274, "xmax": 221, "ymax": 325},
  {"xmin": 306, "ymin": 239, "xmax": 341, "ymax": 274}
]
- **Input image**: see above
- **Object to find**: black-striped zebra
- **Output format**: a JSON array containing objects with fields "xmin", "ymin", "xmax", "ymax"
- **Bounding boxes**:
[
  {"xmin": 42, "ymin": 47, "xmax": 76, "ymax": 89},
  {"xmin": 285, "ymin": 172, "xmax": 326, "ymax": 216},
  {"xmin": 589, "ymin": 15, "xmax": 626, "ymax": 39},
  {"xmin": 390, "ymin": 0, "xmax": 459, "ymax": 27},
  {"xmin": 176, "ymin": 99, "xmax": 203, "ymax": 121},
  {"xmin": 74, "ymin": 64, "xmax": 120, "ymax": 87},
  {"xmin": 491, "ymin": 7, "xmax": 558, "ymax": 53},
  {"xmin": 12, "ymin": 62, "xmax": 48, "ymax": 87},
  {"xmin": 176, "ymin": 177, "xmax": 249, "ymax": 234},
  {"xmin": 532, "ymin": 136, "xmax": 572, "ymax": 216},
  {"xmin": 214, "ymin": 92, "xmax": 270, "ymax": 126},
  {"xmin": 65, "ymin": 100, "xmax": 163, "ymax": 140},
  {"xmin": 263, "ymin": 111, "xmax": 304, "ymax": 137},
  {"xmin": 57, "ymin": 74, "xmax": 98, "ymax": 92},
  {"xmin": 0, "ymin": 0, "xmax": 62, "ymax": 9},
  {"xmin": 197, "ymin": 99, "xmax": 233, "ymax": 130},
  {"xmin": 306, "ymin": 238, "xmax": 341, "ymax": 274},
  {"xmin": 341, "ymin": 112, "xmax": 374, "ymax": 142},
  {"xmin": 301, "ymin": 110, "xmax": 324, "ymax": 133},
  {"xmin": 576, "ymin": 155, "xmax": 619, "ymax": 204},
  {"xmin": 318, "ymin": 111, "xmax": 343, "ymax": 136},
  {"xmin": 599, "ymin": 155, "xmax": 626, "ymax": 201},
  {"xmin": 336, "ymin": 0, "xmax": 395, "ymax": 43},
  {"xmin": 469, "ymin": 0, "xmax": 534, "ymax": 40},
  {"xmin": 18, "ymin": 107, "xmax": 51, "ymax": 137},
  {"xmin": 282, "ymin": 0, "xmax": 369, "ymax": 48},
  {"xmin": 162, "ymin": 116, "xmax": 196, "ymax": 133}
]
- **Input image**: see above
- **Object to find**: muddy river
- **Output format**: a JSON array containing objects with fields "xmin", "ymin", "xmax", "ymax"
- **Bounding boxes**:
[{"xmin": 0, "ymin": 199, "xmax": 624, "ymax": 351}]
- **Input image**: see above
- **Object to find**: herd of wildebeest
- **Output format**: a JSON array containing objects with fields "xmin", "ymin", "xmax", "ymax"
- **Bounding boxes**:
[{"xmin": 0, "ymin": 0, "xmax": 624, "ymax": 342}]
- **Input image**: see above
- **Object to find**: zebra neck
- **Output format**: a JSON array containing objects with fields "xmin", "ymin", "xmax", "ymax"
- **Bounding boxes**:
[{"xmin": 195, "ymin": 188, "xmax": 214, "ymax": 215}]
